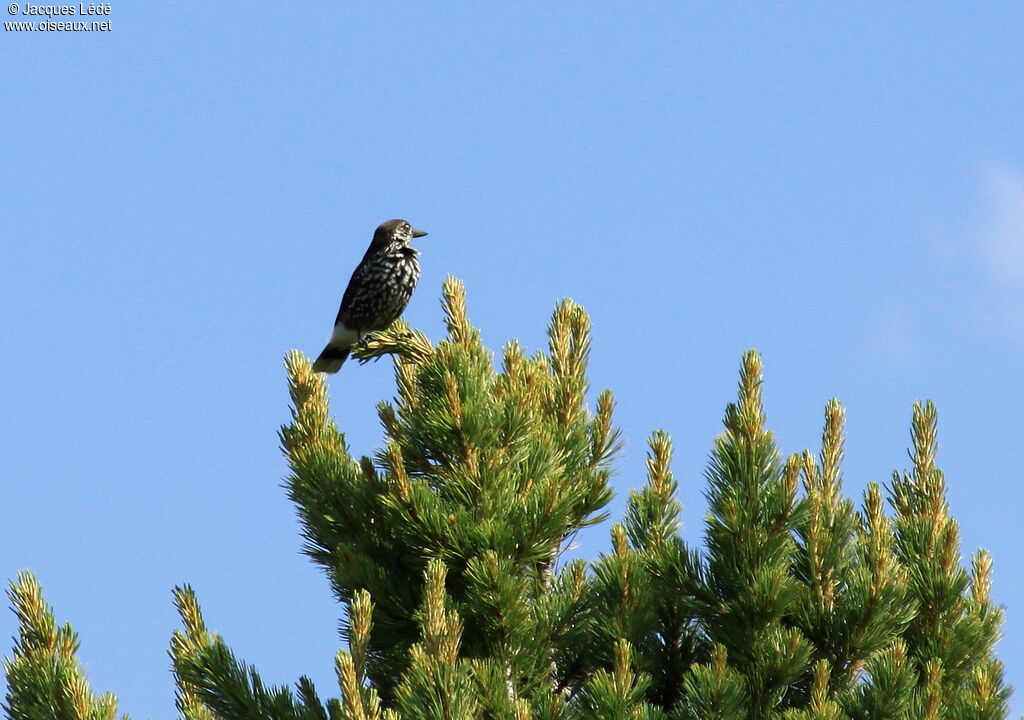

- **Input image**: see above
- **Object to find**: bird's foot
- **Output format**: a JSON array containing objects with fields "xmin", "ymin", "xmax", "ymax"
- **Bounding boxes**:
[{"xmin": 354, "ymin": 334, "xmax": 385, "ymax": 364}]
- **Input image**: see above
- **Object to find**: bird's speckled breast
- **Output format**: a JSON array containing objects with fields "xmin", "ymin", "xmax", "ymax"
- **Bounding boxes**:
[{"xmin": 340, "ymin": 242, "xmax": 421, "ymax": 331}]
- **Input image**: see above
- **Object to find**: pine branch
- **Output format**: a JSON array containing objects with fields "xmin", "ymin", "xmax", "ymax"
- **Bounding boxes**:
[
  {"xmin": 170, "ymin": 586, "xmax": 329, "ymax": 720},
  {"xmin": 3, "ymin": 571, "xmax": 126, "ymax": 720}
]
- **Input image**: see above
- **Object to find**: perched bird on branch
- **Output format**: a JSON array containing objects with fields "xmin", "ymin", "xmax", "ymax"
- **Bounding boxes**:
[{"xmin": 313, "ymin": 219, "xmax": 429, "ymax": 374}]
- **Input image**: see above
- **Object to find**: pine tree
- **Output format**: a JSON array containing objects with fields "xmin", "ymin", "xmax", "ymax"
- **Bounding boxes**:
[{"xmin": 4, "ymin": 279, "xmax": 1013, "ymax": 719}]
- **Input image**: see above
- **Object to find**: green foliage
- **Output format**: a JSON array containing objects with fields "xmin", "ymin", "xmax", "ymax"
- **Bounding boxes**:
[
  {"xmin": 169, "ymin": 582, "xmax": 331, "ymax": 720},
  {"xmin": 3, "ymin": 279, "xmax": 1013, "ymax": 719},
  {"xmin": 569, "ymin": 642, "xmax": 663, "ymax": 720},
  {"xmin": 675, "ymin": 646, "xmax": 748, "ymax": 720},
  {"xmin": 3, "ymin": 572, "xmax": 126, "ymax": 720},
  {"xmin": 281, "ymin": 278, "xmax": 618, "ymax": 705}
]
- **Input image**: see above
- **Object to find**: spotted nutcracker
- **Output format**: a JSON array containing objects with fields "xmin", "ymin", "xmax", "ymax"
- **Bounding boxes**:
[{"xmin": 312, "ymin": 219, "xmax": 428, "ymax": 374}]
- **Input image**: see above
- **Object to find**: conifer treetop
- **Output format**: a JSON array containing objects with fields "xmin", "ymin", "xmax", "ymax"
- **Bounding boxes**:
[{"xmin": 2, "ymin": 280, "xmax": 1013, "ymax": 720}]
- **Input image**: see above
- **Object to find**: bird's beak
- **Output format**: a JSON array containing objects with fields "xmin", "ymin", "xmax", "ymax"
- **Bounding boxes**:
[{"xmin": 412, "ymin": 228, "xmax": 428, "ymax": 238}]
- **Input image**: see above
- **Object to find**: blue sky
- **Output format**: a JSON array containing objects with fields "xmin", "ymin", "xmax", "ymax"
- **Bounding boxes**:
[{"xmin": 3, "ymin": 3, "xmax": 1023, "ymax": 717}]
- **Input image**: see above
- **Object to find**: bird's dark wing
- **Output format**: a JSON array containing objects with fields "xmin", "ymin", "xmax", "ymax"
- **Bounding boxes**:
[{"xmin": 334, "ymin": 261, "xmax": 372, "ymax": 326}]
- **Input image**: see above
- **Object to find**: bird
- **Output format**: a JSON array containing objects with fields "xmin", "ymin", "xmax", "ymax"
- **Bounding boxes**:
[{"xmin": 312, "ymin": 219, "xmax": 429, "ymax": 373}]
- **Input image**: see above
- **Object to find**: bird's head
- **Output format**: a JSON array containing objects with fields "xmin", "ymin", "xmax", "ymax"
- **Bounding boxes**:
[{"xmin": 375, "ymin": 219, "xmax": 428, "ymax": 247}]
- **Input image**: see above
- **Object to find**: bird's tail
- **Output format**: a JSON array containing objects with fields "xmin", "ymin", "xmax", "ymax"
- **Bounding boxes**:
[{"xmin": 312, "ymin": 344, "xmax": 351, "ymax": 374}]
